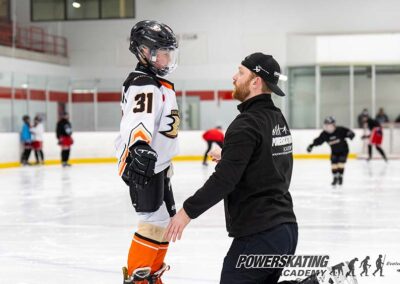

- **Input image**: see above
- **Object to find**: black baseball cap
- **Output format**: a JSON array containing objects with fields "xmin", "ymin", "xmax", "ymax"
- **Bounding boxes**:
[{"xmin": 241, "ymin": 52, "xmax": 286, "ymax": 97}]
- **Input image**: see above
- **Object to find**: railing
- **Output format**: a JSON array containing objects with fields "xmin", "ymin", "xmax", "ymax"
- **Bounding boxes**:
[{"xmin": 0, "ymin": 22, "xmax": 68, "ymax": 57}]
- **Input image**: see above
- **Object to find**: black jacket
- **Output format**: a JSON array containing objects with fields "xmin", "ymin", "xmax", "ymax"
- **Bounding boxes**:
[
  {"xmin": 311, "ymin": 127, "xmax": 355, "ymax": 154},
  {"xmin": 56, "ymin": 119, "xmax": 72, "ymax": 139},
  {"xmin": 183, "ymin": 94, "xmax": 296, "ymax": 238}
]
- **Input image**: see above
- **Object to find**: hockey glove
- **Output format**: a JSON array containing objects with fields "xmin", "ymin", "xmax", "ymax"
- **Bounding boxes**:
[
  {"xmin": 306, "ymin": 145, "xmax": 313, "ymax": 153},
  {"xmin": 128, "ymin": 143, "xmax": 158, "ymax": 186}
]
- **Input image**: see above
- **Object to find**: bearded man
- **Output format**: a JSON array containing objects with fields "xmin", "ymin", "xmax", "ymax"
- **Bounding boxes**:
[{"xmin": 165, "ymin": 53, "xmax": 298, "ymax": 284}]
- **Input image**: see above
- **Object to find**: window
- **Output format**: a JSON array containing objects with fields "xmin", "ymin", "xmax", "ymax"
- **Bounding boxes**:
[
  {"xmin": 67, "ymin": 0, "xmax": 99, "ymax": 20},
  {"xmin": 0, "ymin": 0, "xmax": 11, "ymax": 22},
  {"xmin": 101, "ymin": 0, "xmax": 135, "ymax": 19},
  {"xmin": 32, "ymin": 0, "xmax": 65, "ymax": 21},
  {"xmin": 31, "ymin": 0, "xmax": 135, "ymax": 21}
]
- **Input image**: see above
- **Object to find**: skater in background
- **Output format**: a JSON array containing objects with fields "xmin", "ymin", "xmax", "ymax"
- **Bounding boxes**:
[
  {"xmin": 361, "ymin": 116, "xmax": 388, "ymax": 161},
  {"xmin": 115, "ymin": 20, "xmax": 180, "ymax": 284},
  {"xmin": 56, "ymin": 112, "xmax": 73, "ymax": 167},
  {"xmin": 20, "ymin": 115, "xmax": 32, "ymax": 166},
  {"xmin": 307, "ymin": 116, "xmax": 355, "ymax": 186},
  {"xmin": 31, "ymin": 115, "xmax": 45, "ymax": 165},
  {"xmin": 202, "ymin": 126, "xmax": 224, "ymax": 166}
]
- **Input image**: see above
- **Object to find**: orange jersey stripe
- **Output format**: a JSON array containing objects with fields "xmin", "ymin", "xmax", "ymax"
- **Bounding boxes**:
[{"xmin": 160, "ymin": 81, "xmax": 173, "ymax": 90}]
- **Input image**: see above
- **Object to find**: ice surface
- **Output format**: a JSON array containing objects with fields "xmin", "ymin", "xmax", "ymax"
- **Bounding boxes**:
[{"xmin": 0, "ymin": 160, "xmax": 399, "ymax": 283}]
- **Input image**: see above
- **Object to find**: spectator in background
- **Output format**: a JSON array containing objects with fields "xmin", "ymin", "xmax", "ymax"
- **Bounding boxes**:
[
  {"xmin": 202, "ymin": 126, "xmax": 224, "ymax": 166},
  {"xmin": 358, "ymin": 108, "xmax": 369, "ymax": 128},
  {"xmin": 20, "ymin": 115, "xmax": 32, "ymax": 166},
  {"xmin": 31, "ymin": 115, "xmax": 45, "ymax": 165},
  {"xmin": 375, "ymin": 107, "xmax": 390, "ymax": 124},
  {"xmin": 56, "ymin": 112, "xmax": 73, "ymax": 167},
  {"xmin": 395, "ymin": 114, "xmax": 400, "ymax": 123}
]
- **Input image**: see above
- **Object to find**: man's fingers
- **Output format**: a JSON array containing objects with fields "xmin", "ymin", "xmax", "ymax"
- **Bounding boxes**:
[
  {"xmin": 177, "ymin": 226, "xmax": 183, "ymax": 240},
  {"xmin": 172, "ymin": 226, "xmax": 178, "ymax": 242},
  {"xmin": 165, "ymin": 222, "xmax": 178, "ymax": 242},
  {"xmin": 164, "ymin": 223, "xmax": 172, "ymax": 241}
]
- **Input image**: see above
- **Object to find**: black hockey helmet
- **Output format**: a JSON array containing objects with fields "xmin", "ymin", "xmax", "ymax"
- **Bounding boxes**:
[
  {"xmin": 324, "ymin": 116, "xmax": 336, "ymax": 125},
  {"xmin": 129, "ymin": 20, "xmax": 178, "ymax": 77}
]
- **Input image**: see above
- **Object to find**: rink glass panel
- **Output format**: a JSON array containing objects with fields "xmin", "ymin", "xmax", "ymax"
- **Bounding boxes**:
[
  {"xmin": 320, "ymin": 66, "xmax": 350, "ymax": 128},
  {"xmin": 47, "ymin": 76, "xmax": 70, "ymax": 132},
  {"xmin": 354, "ymin": 66, "xmax": 373, "ymax": 128},
  {"xmin": 12, "ymin": 73, "xmax": 29, "ymax": 132},
  {"xmin": 288, "ymin": 67, "xmax": 316, "ymax": 129},
  {"xmin": 0, "ymin": 71, "xmax": 12, "ymax": 132},
  {"xmin": 27, "ymin": 74, "xmax": 47, "ymax": 130},
  {"xmin": 97, "ymin": 102, "xmax": 120, "ymax": 131},
  {"xmin": 375, "ymin": 66, "xmax": 400, "ymax": 122}
]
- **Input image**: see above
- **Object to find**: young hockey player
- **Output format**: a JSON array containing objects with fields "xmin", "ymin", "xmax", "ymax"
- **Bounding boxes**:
[
  {"xmin": 361, "ymin": 116, "xmax": 387, "ymax": 161},
  {"xmin": 31, "ymin": 115, "xmax": 45, "ymax": 165},
  {"xmin": 20, "ymin": 115, "xmax": 32, "ymax": 166},
  {"xmin": 307, "ymin": 117, "xmax": 355, "ymax": 186},
  {"xmin": 56, "ymin": 112, "xmax": 73, "ymax": 167},
  {"xmin": 115, "ymin": 20, "xmax": 180, "ymax": 284}
]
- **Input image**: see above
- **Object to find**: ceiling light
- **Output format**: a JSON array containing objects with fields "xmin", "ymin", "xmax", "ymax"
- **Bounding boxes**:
[{"xmin": 72, "ymin": 1, "xmax": 81, "ymax": 8}]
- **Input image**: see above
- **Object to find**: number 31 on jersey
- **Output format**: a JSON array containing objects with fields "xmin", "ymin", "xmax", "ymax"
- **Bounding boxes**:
[{"xmin": 133, "ymin": 93, "xmax": 153, "ymax": 113}]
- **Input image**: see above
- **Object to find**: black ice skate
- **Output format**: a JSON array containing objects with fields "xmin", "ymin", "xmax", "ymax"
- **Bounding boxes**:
[
  {"xmin": 122, "ymin": 263, "xmax": 169, "ymax": 284},
  {"xmin": 331, "ymin": 177, "xmax": 338, "ymax": 186},
  {"xmin": 338, "ymin": 175, "xmax": 343, "ymax": 185}
]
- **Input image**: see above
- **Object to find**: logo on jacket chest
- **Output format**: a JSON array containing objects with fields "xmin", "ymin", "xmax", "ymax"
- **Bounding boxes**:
[
  {"xmin": 160, "ymin": 110, "xmax": 180, "ymax": 139},
  {"xmin": 272, "ymin": 124, "xmax": 289, "ymax": 136}
]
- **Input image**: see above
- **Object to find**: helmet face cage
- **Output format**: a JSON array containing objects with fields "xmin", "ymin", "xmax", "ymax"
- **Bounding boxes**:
[
  {"xmin": 138, "ymin": 45, "xmax": 179, "ymax": 77},
  {"xmin": 130, "ymin": 21, "xmax": 179, "ymax": 77}
]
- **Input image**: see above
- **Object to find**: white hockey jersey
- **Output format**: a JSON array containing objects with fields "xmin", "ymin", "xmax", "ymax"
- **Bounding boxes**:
[{"xmin": 115, "ymin": 71, "xmax": 180, "ymax": 176}]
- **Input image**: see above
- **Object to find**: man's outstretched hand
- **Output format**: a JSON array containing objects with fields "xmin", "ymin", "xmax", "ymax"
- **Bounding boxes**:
[{"xmin": 164, "ymin": 208, "xmax": 191, "ymax": 242}]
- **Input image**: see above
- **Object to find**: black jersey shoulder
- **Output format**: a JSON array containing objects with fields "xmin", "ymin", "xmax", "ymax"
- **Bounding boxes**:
[{"xmin": 123, "ymin": 72, "xmax": 161, "ymax": 93}]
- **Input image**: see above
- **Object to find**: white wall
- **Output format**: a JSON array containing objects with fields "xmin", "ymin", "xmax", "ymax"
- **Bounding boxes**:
[
  {"xmin": 12, "ymin": 0, "xmax": 400, "ymax": 88},
  {"xmin": 0, "ymin": 56, "xmax": 70, "ymax": 76},
  {"xmin": 0, "ymin": 129, "xmax": 378, "ymax": 164}
]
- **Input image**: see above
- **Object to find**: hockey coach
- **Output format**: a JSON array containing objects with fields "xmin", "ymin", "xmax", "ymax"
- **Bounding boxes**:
[{"xmin": 165, "ymin": 53, "xmax": 298, "ymax": 284}]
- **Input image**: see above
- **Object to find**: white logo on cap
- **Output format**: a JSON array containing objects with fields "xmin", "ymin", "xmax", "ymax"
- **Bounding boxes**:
[{"xmin": 253, "ymin": 65, "xmax": 270, "ymax": 74}]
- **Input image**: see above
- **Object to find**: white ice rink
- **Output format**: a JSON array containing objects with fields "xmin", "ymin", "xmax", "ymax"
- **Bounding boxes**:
[{"xmin": 0, "ymin": 160, "xmax": 400, "ymax": 284}]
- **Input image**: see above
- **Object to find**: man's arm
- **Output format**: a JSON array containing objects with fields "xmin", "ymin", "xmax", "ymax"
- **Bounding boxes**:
[
  {"xmin": 165, "ymin": 114, "xmax": 259, "ymax": 241},
  {"xmin": 183, "ymin": 114, "xmax": 259, "ymax": 219}
]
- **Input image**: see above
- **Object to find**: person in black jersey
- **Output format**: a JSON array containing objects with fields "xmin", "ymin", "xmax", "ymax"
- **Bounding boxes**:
[{"xmin": 307, "ymin": 116, "xmax": 355, "ymax": 186}]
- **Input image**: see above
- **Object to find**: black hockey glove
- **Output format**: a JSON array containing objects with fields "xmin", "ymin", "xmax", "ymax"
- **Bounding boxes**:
[
  {"xmin": 127, "ymin": 143, "xmax": 158, "ymax": 187},
  {"xmin": 348, "ymin": 131, "xmax": 355, "ymax": 140},
  {"xmin": 306, "ymin": 144, "xmax": 313, "ymax": 153}
]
